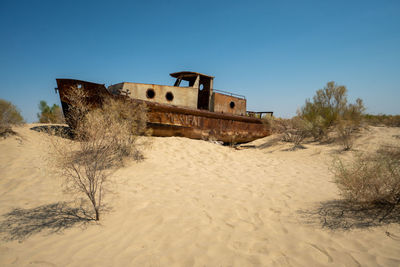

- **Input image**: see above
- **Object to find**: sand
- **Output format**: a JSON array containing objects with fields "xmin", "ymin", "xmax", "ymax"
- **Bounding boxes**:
[{"xmin": 1, "ymin": 124, "xmax": 400, "ymax": 266}]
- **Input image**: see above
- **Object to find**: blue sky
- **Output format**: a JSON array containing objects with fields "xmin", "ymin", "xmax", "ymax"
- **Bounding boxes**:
[{"xmin": 0, "ymin": 0, "xmax": 399, "ymax": 122}]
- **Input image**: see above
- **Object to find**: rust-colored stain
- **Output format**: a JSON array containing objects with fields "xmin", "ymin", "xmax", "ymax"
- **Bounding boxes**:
[{"xmin": 56, "ymin": 72, "xmax": 272, "ymax": 143}]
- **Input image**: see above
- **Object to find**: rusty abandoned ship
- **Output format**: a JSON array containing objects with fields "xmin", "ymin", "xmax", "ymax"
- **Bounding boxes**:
[{"xmin": 56, "ymin": 71, "xmax": 272, "ymax": 143}]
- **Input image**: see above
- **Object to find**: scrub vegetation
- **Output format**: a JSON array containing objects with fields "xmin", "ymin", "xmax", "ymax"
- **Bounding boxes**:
[
  {"xmin": 363, "ymin": 114, "xmax": 400, "ymax": 127},
  {"xmin": 332, "ymin": 145, "xmax": 400, "ymax": 219},
  {"xmin": 0, "ymin": 98, "xmax": 24, "ymax": 137},
  {"xmin": 37, "ymin": 101, "xmax": 65, "ymax": 124},
  {"xmin": 50, "ymin": 86, "xmax": 147, "ymax": 220},
  {"xmin": 264, "ymin": 81, "xmax": 365, "ymax": 151},
  {"xmin": 265, "ymin": 81, "xmax": 400, "ymax": 220},
  {"xmin": 298, "ymin": 81, "xmax": 365, "ymax": 149}
]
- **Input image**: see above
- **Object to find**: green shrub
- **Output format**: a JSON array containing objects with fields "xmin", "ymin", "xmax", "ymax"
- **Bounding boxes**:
[
  {"xmin": 301, "ymin": 82, "xmax": 346, "ymax": 127},
  {"xmin": 37, "ymin": 100, "xmax": 64, "ymax": 124},
  {"xmin": 299, "ymin": 81, "xmax": 365, "ymax": 142},
  {"xmin": 0, "ymin": 99, "xmax": 24, "ymax": 137}
]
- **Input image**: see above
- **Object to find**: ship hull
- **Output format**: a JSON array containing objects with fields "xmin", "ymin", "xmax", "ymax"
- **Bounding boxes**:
[{"xmin": 56, "ymin": 79, "xmax": 269, "ymax": 143}]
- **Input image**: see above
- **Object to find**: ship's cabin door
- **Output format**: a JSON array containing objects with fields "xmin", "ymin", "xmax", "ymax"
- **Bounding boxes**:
[{"xmin": 197, "ymin": 76, "xmax": 212, "ymax": 110}]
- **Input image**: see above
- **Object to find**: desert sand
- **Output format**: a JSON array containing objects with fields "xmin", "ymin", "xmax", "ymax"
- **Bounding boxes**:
[{"xmin": 1, "ymin": 124, "xmax": 400, "ymax": 266}]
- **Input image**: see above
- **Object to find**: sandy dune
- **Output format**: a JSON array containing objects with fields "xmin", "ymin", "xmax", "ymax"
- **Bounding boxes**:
[{"xmin": 1, "ymin": 124, "xmax": 400, "ymax": 266}]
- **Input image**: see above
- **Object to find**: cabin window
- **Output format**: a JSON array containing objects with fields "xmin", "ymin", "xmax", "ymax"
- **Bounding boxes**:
[
  {"xmin": 180, "ymin": 80, "xmax": 189, "ymax": 87},
  {"xmin": 166, "ymin": 92, "xmax": 174, "ymax": 101},
  {"xmin": 230, "ymin": 101, "xmax": 235, "ymax": 109},
  {"xmin": 146, "ymin": 88, "xmax": 155, "ymax": 99}
]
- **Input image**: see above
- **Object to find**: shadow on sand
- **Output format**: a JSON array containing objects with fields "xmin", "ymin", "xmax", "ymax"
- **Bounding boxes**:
[
  {"xmin": 0, "ymin": 202, "xmax": 94, "ymax": 242},
  {"xmin": 300, "ymin": 200, "xmax": 400, "ymax": 230},
  {"xmin": 255, "ymin": 136, "xmax": 282, "ymax": 149},
  {"xmin": 30, "ymin": 125, "xmax": 74, "ymax": 139}
]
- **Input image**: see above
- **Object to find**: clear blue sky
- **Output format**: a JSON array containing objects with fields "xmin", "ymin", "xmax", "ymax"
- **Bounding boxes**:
[{"xmin": 1, "ymin": 0, "xmax": 399, "ymax": 122}]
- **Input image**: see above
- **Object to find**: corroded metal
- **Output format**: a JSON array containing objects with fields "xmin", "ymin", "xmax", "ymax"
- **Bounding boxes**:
[
  {"xmin": 146, "ymin": 101, "xmax": 268, "ymax": 143},
  {"xmin": 212, "ymin": 92, "xmax": 246, "ymax": 116},
  {"xmin": 56, "ymin": 73, "xmax": 271, "ymax": 143}
]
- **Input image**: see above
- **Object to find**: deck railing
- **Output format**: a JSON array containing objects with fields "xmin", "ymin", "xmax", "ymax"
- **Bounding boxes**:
[
  {"xmin": 212, "ymin": 88, "xmax": 246, "ymax": 99},
  {"xmin": 246, "ymin": 111, "xmax": 274, "ymax": 118}
]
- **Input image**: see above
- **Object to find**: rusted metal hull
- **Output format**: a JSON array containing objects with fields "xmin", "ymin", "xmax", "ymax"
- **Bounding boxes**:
[{"xmin": 56, "ymin": 79, "xmax": 269, "ymax": 143}]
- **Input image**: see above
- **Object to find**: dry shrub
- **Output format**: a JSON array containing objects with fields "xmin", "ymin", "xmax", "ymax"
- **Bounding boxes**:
[
  {"xmin": 262, "ymin": 116, "xmax": 279, "ymax": 134},
  {"xmin": 363, "ymin": 114, "xmax": 400, "ymax": 127},
  {"xmin": 0, "ymin": 99, "xmax": 24, "ymax": 137},
  {"xmin": 335, "ymin": 120, "xmax": 356, "ymax": 151},
  {"xmin": 262, "ymin": 117, "xmax": 292, "ymax": 134},
  {"xmin": 262, "ymin": 116, "xmax": 312, "ymax": 150},
  {"xmin": 306, "ymin": 115, "xmax": 326, "ymax": 141},
  {"xmin": 281, "ymin": 117, "xmax": 312, "ymax": 150},
  {"xmin": 51, "ymin": 87, "xmax": 147, "ymax": 220},
  {"xmin": 334, "ymin": 99, "xmax": 365, "ymax": 151},
  {"xmin": 333, "ymin": 146, "xmax": 400, "ymax": 209}
]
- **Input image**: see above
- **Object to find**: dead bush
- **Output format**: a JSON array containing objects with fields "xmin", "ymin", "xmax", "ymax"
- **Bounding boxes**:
[
  {"xmin": 262, "ymin": 116, "xmax": 312, "ymax": 150},
  {"xmin": 281, "ymin": 117, "xmax": 312, "ymax": 150},
  {"xmin": 0, "ymin": 99, "xmax": 24, "ymax": 137},
  {"xmin": 51, "ymin": 87, "xmax": 147, "ymax": 220},
  {"xmin": 335, "ymin": 120, "xmax": 356, "ymax": 151},
  {"xmin": 334, "ymin": 98, "xmax": 365, "ymax": 150},
  {"xmin": 333, "ymin": 146, "xmax": 400, "ymax": 211},
  {"xmin": 262, "ymin": 116, "xmax": 280, "ymax": 134},
  {"xmin": 306, "ymin": 115, "xmax": 327, "ymax": 141},
  {"xmin": 262, "ymin": 117, "xmax": 292, "ymax": 134}
]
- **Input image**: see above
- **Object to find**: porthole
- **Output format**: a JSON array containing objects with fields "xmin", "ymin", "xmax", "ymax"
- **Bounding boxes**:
[
  {"xmin": 230, "ymin": 101, "xmax": 235, "ymax": 109},
  {"xmin": 146, "ymin": 88, "xmax": 155, "ymax": 99},
  {"xmin": 166, "ymin": 92, "xmax": 174, "ymax": 101}
]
